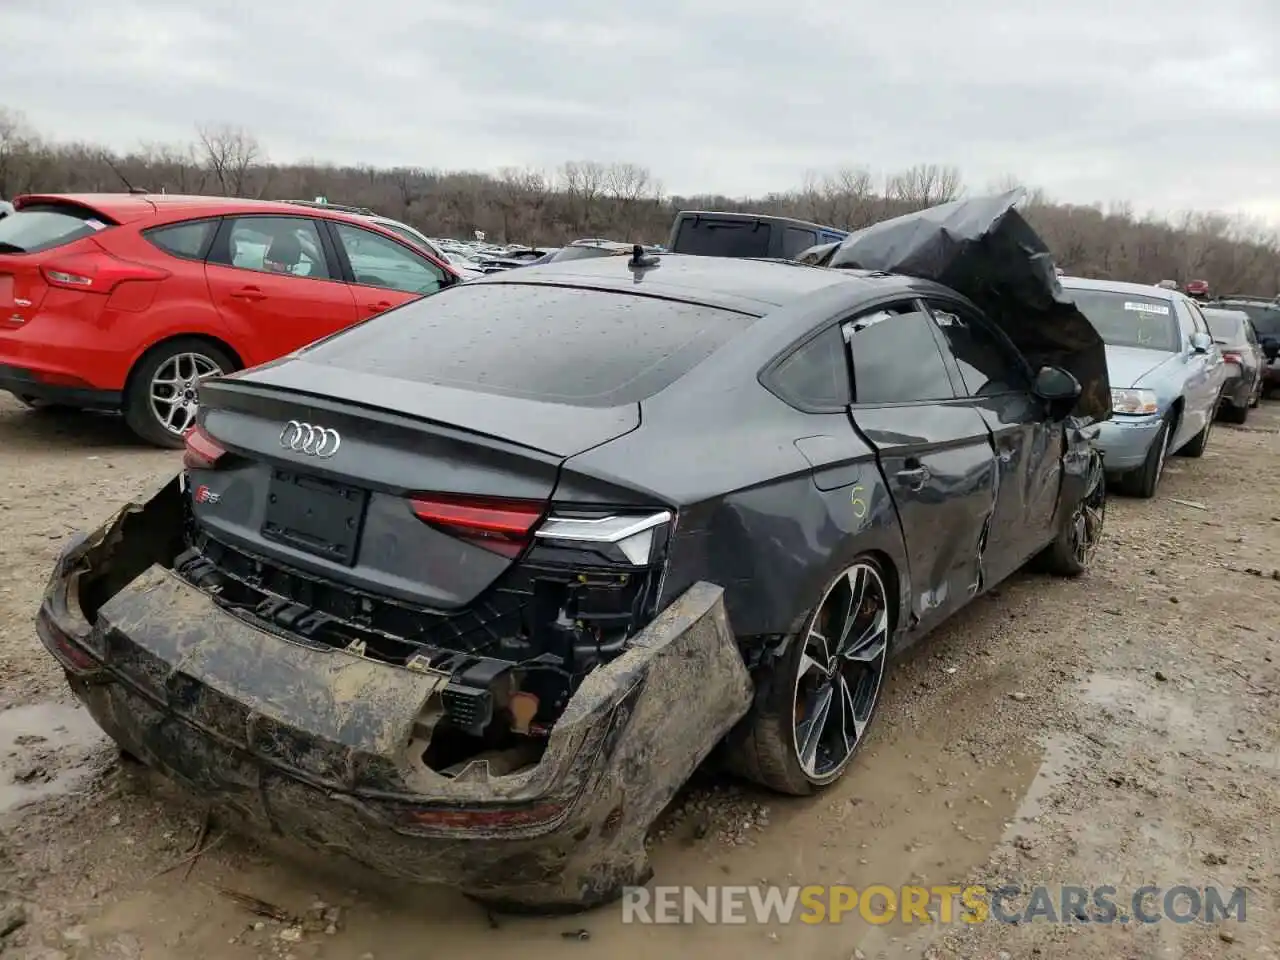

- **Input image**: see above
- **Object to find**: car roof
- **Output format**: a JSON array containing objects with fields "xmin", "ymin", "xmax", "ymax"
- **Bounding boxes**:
[
  {"xmin": 476, "ymin": 252, "xmax": 921, "ymax": 315},
  {"xmin": 13, "ymin": 193, "xmax": 392, "ymax": 227},
  {"xmin": 1059, "ymin": 276, "xmax": 1180, "ymax": 300}
]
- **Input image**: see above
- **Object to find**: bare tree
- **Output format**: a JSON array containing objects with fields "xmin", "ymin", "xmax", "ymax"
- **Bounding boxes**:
[
  {"xmin": 0, "ymin": 107, "xmax": 37, "ymax": 198},
  {"xmin": 821, "ymin": 166, "xmax": 878, "ymax": 228},
  {"xmin": 886, "ymin": 163, "xmax": 964, "ymax": 208},
  {"xmin": 196, "ymin": 124, "xmax": 262, "ymax": 196},
  {"xmin": 559, "ymin": 161, "xmax": 607, "ymax": 233},
  {"xmin": 1, "ymin": 111, "xmax": 1276, "ymax": 297}
]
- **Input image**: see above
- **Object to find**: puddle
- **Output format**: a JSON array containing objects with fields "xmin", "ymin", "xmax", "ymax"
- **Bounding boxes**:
[
  {"xmin": 1080, "ymin": 673, "xmax": 1278, "ymax": 768},
  {"xmin": 1005, "ymin": 733, "xmax": 1078, "ymax": 837},
  {"xmin": 0, "ymin": 700, "xmax": 108, "ymax": 814}
]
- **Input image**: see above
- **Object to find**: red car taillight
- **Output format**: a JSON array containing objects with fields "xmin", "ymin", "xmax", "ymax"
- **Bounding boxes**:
[
  {"xmin": 408, "ymin": 493, "xmax": 545, "ymax": 558},
  {"xmin": 183, "ymin": 425, "xmax": 226, "ymax": 470},
  {"xmin": 1222, "ymin": 351, "xmax": 1243, "ymax": 365},
  {"xmin": 40, "ymin": 250, "xmax": 170, "ymax": 294}
]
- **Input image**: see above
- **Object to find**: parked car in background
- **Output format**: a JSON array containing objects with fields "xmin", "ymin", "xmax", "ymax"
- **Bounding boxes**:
[
  {"xmin": 1061, "ymin": 277, "xmax": 1227, "ymax": 498},
  {"xmin": 1204, "ymin": 297, "xmax": 1280, "ymax": 397},
  {"xmin": 1201, "ymin": 307, "xmax": 1263, "ymax": 422},
  {"xmin": 667, "ymin": 211, "xmax": 848, "ymax": 260},
  {"xmin": 0, "ymin": 193, "xmax": 462, "ymax": 446},
  {"xmin": 439, "ymin": 252, "xmax": 486, "ymax": 279}
]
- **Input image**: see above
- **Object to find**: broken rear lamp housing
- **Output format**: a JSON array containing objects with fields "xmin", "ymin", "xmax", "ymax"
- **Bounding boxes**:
[{"xmin": 534, "ymin": 511, "xmax": 673, "ymax": 565}]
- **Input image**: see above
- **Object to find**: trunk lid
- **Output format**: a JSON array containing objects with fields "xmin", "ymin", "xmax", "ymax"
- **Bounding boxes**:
[{"xmin": 188, "ymin": 372, "xmax": 640, "ymax": 611}]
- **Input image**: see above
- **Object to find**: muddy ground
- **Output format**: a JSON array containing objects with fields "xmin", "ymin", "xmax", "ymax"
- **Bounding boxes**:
[{"xmin": 0, "ymin": 392, "xmax": 1276, "ymax": 960}]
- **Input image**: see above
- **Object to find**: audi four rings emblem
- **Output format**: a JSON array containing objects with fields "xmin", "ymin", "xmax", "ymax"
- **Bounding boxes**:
[{"xmin": 279, "ymin": 420, "xmax": 341, "ymax": 458}]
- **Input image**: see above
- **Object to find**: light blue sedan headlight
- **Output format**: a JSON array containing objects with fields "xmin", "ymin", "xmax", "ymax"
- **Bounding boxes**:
[{"xmin": 1110, "ymin": 388, "xmax": 1159, "ymax": 415}]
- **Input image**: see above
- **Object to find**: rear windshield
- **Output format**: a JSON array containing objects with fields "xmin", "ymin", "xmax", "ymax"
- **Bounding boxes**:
[
  {"xmin": 673, "ymin": 218, "xmax": 772, "ymax": 258},
  {"xmin": 1202, "ymin": 311, "xmax": 1248, "ymax": 344},
  {"xmin": 1067, "ymin": 289, "xmax": 1180, "ymax": 352},
  {"xmin": 0, "ymin": 204, "xmax": 111, "ymax": 254},
  {"xmin": 301, "ymin": 282, "xmax": 755, "ymax": 406},
  {"xmin": 1220, "ymin": 303, "xmax": 1280, "ymax": 336}
]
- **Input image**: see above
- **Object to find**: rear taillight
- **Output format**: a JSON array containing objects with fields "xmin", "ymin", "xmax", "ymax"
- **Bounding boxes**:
[
  {"xmin": 409, "ymin": 494, "xmax": 545, "ymax": 558},
  {"xmin": 1222, "ymin": 351, "xmax": 1243, "ymax": 365},
  {"xmin": 183, "ymin": 425, "xmax": 226, "ymax": 470},
  {"xmin": 534, "ymin": 511, "xmax": 674, "ymax": 565},
  {"xmin": 40, "ymin": 250, "xmax": 170, "ymax": 294}
]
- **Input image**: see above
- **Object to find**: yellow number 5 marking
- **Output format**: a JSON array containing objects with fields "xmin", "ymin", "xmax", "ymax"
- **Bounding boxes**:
[{"xmin": 850, "ymin": 484, "xmax": 868, "ymax": 519}]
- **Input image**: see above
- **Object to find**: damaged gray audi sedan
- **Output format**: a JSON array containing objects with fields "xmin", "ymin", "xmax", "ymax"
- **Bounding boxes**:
[{"xmin": 36, "ymin": 194, "xmax": 1109, "ymax": 912}]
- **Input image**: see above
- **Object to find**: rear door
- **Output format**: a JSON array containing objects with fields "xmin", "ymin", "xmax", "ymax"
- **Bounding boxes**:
[
  {"xmin": 843, "ymin": 299, "xmax": 998, "ymax": 636},
  {"xmin": 326, "ymin": 220, "xmax": 453, "ymax": 316},
  {"xmin": 924, "ymin": 296, "xmax": 1061, "ymax": 581},
  {"xmin": 204, "ymin": 215, "xmax": 358, "ymax": 365}
]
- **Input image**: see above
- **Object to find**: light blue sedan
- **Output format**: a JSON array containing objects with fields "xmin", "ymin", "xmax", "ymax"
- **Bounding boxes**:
[{"xmin": 1061, "ymin": 277, "xmax": 1228, "ymax": 498}]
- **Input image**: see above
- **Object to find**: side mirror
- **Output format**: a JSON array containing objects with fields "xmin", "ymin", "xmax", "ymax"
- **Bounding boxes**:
[
  {"xmin": 1189, "ymin": 332, "xmax": 1212, "ymax": 353},
  {"xmin": 1033, "ymin": 365, "xmax": 1082, "ymax": 402}
]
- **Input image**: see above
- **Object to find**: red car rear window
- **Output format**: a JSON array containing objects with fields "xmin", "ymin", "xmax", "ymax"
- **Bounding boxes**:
[{"xmin": 0, "ymin": 203, "xmax": 114, "ymax": 255}]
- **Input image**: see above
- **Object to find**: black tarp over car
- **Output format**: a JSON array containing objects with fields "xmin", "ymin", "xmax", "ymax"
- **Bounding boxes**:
[{"xmin": 798, "ymin": 189, "xmax": 1111, "ymax": 422}]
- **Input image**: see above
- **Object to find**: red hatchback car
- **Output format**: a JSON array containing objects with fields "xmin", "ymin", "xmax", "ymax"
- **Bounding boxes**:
[{"xmin": 0, "ymin": 194, "xmax": 462, "ymax": 446}]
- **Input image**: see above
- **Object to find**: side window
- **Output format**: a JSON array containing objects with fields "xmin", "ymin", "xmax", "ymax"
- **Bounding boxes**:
[
  {"xmin": 926, "ymin": 300, "xmax": 1031, "ymax": 396},
  {"xmin": 843, "ymin": 301, "xmax": 955, "ymax": 404},
  {"xmin": 1184, "ymin": 299, "xmax": 1210, "ymax": 336},
  {"xmin": 1172, "ymin": 298, "xmax": 1197, "ymax": 342},
  {"xmin": 783, "ymin": 227, "xmax": 818, "ymax": 258},
  {"xmin": 332, "ymin": 223, "xmax": 448, "ymax": 295},
  {"xmin": 767, "ymin": 324, "xmax": 851, "ymax": 408},
  {"xmin": 145, "ymin": 220, "xmax": 216, "ymax": 261},
  {"xmin": 224, "ymin": 217, "xmax": 330, "ymax": 279}
]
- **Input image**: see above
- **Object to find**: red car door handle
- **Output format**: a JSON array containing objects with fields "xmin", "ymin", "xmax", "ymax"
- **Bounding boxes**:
[
  {"xmin": 367, "ymin": 301, "xmax": 394, "ymax": 312},
  {"xmin": 230, "ymin": 286, "xmax": 267, "ymax": 302}
]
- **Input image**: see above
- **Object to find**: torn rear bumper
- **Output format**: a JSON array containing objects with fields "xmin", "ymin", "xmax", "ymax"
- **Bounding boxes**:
[{"xmin": 34, "ymin": 477, "xmax": 754, "ymax": 911}]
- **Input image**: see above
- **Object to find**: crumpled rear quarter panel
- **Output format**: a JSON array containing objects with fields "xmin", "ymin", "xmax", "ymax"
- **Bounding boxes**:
[{"xmin": 54, "ymin": 509, "xmax": 752, "ymax": 911}]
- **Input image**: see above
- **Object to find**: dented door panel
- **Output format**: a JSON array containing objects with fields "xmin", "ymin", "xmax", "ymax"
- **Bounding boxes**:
[
  {"xmin": 847, "ymin": 403, "xmax": 998, "ymax": 637},
  {"xmin": 967, "ymin": 393, "xmax": 1063, "ymax": 583}
]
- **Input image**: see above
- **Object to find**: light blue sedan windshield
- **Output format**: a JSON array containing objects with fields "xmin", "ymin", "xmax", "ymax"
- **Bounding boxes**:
[{"xmin": 1068, "ymin": 289, "xmax": 1180, "ymax": 352}]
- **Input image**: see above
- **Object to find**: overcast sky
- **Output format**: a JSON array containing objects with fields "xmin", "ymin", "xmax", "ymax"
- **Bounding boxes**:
[{"xmin": 3, "ymin": 0, "xmax": 1278, "ymax": 222}]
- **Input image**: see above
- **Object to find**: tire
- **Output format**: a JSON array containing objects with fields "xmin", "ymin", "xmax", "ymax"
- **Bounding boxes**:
[
  {"xmin": 1221, "ymin": 401, "xmax": 1248, "ymax": 424},
  {"xmin": 1036, "ymin": 450, "xmax": 1105, "ymax": 576},
  {"xmin": 1178, "ymin": 397, "xmax": 1218, "ymax": 458},
  {"xmin": 724, "ymin": 556, "xmax": 893, "ymax": 796},
  {"xmin": 1119, "ymin": 414, "xmax": 1171, "ymax": 499},
  {"xmin": 123, "ymin": 338, "xmax": 236, "ymax": 449}
]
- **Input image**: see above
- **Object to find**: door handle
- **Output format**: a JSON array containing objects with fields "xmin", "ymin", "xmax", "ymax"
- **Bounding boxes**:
[
  {"xmin": 230, "ymin": 286, "xmax": 266, "ymax": 302},
  {"xmin": 367, "ymin": 301, "xmax": 394, "ymax": 313},
  {"xmin": 896, "ymin": 465, "xmax": 930, "ymax": 490}
]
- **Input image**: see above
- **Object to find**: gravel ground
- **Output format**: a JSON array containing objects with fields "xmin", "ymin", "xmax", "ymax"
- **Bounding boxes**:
[{"xmin": 0, "ymin": 393, "xmax": 1277, "ymax": 960}]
